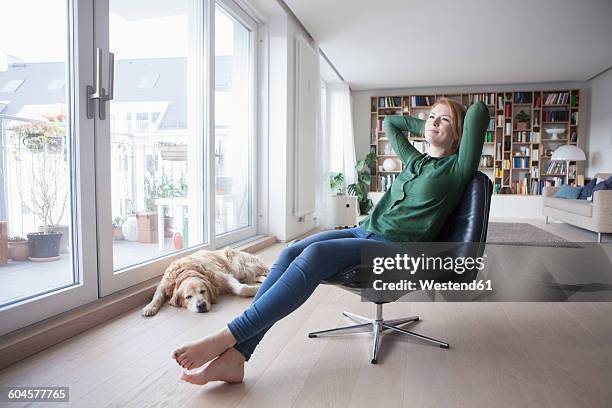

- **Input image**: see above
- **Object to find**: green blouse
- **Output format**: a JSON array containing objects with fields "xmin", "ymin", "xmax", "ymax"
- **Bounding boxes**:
[{"xmin": 360, "ymin": 102, "xmax": 489, "ymax": 242}]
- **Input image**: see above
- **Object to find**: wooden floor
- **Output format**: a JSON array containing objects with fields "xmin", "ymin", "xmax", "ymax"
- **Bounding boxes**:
[{"xmin": 1, "ymin": 221, "xmax": 611, "ymax": 408}]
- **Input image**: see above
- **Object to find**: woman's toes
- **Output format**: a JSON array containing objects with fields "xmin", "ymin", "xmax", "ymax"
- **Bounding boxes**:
[
  {"xmin": 180, "ymin": 371, "xmax": 207, "ymax": 385},
  {"xmin": 172, "ymin": 346, "xmax": 185, "ymax": 358}
]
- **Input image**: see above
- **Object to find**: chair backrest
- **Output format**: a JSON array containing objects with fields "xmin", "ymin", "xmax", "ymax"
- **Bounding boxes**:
[{"xmin": 435, "ymin": 171, "xmax": 493, "ymax": 244}]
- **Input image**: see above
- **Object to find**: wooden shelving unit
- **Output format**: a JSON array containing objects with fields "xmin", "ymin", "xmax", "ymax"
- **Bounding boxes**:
[{"xmin": 369, "ymin": 90, "xmax": 581, "ymax": 195}]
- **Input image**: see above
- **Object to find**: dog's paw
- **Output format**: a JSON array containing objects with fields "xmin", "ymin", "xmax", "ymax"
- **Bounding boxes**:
[
  {"xmin": 141, "ymin": 304, "xmax": 159, "ymax": 317},
  {"xmin": 238, "ymin": 284, "xmax": 260, "ymax": 297}
]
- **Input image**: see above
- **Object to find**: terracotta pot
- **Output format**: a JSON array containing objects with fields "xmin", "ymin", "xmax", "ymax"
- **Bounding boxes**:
[
  {"xmin": 113, "ymin": 225, "xmax": 125, "ymax": 240},
  {"xmin": 8, "ymin": 240, "xmax": 30, "ymax": 262},
  {"xmin": 516, "ymin": 122, "xmax": 528, "ymax": 130}
]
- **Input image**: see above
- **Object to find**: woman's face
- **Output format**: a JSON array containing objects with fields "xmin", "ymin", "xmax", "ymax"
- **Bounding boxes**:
[{"xmin": 424, "ymin": 104, "xmax": 453, "ymax": 150}]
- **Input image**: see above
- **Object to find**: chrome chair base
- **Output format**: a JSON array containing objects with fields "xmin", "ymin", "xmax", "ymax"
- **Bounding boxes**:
[{"xmin": 308, "ymin": 304, "xmax": 449, "ymax": 364}]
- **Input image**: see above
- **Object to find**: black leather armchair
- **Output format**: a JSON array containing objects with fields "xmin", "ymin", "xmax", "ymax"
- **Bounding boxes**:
[{"xmin": 307, "ymin": 172, "xmax": 493, "ymax": 363}]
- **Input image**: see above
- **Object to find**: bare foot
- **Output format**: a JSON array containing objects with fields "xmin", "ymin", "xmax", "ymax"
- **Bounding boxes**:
[
  {"xmin": 172, "ymin": 326, "xmax": 236, "ymax": 370},
  {"xmin": 180, "ymin": 348, "xmax": 245, "ymax": 385}
]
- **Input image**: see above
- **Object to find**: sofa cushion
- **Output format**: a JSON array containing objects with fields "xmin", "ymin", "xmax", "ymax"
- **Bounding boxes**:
[
  {"xmin": 543, "ymin": 196, "xmax": 593, "ymax": 217},
  {"xmin": 593, "ymin": 176, "xmax": 612, "ymax": 194},
  {"xmin": 554, "ymin": 185, "xmax": 582, "ymax": 199},
  {"xmin": 578, "ymin": 178, "xmax": 597, "ymax": 200}
]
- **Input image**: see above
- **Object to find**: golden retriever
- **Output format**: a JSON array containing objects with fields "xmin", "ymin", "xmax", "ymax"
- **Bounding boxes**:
[{"xmin": 141, "ymin": 247, "xmax": 268, "ymax": 316}]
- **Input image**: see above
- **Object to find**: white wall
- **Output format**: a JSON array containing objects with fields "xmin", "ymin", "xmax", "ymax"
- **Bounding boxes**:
[
  {"xmin": 586, "ymin": 67, "xmax": 612, "ymax": 177},
  {"xmin": 265, "ymin": 12, "xmax": 318, "ymax": 241},
  {"xmin": 352, "ymin": 82, "xmax": 590, "ymax": 175}
]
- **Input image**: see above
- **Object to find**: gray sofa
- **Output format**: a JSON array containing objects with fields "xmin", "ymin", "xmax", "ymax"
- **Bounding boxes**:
[{"xmin": 542, "ymin": 172, "xmax": 612, "ymax": 242}]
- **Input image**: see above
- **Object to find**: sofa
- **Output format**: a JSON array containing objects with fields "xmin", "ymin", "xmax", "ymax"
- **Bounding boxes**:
[{"xmin": 542, "ymin": 173, "xmax": 612, "ymax": 242}]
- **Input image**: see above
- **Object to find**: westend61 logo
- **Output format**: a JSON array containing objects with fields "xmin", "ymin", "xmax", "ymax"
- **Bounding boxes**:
[{"xmin": 372, "ymin": 253, "xmax": 486, "ymax": 275}]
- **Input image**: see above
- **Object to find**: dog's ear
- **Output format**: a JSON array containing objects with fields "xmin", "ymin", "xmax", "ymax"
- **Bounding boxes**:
[
  {"xmin": 202, "ymin": 277, "xmax": 220, "ymax": 304},
  {"xmin": 223, "ymin": 246, "xmax": 235, "ymax": 259},
  {"xmin": 168, "ymin": 287, "xmax": 182, "ymax": 307}
]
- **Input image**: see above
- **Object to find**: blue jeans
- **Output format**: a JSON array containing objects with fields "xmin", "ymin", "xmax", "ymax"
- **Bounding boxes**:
[{"xmin": 227, "ymin": 226, "xmax": 395, "ymax": 361}]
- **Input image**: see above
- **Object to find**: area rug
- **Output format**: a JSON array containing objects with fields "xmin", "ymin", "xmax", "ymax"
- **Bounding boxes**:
[{"xmin": 486, "ymin": 222, "xmax": 581, "ymax": 248}]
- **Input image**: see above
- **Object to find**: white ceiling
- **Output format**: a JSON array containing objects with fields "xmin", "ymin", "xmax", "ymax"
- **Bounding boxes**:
[{"xmin": 284, "ymin": 0, "xmax": 612, "ymax": 91}]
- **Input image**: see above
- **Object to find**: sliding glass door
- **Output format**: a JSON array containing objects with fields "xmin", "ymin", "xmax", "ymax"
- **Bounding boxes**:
[
  {"xmin": 95, "ymin": 0, "xmax": 259, "ymax": 295},
  {"xmin": 0, "ymin": 0, "xmax": 98, "ymax": 336},
  {"xmin": 0, "ymin": 0, "xmax": 259, "ymax": 333}
]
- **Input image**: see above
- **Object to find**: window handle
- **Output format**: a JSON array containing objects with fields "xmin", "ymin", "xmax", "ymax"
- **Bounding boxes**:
[{"xmin": 87, "ymin": 48, "xmax": 114, "ymax": 120}]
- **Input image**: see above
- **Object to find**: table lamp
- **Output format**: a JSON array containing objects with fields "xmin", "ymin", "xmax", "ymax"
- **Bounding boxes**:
[{"xmin": 551, "ymin": 145, "xmax": 586, "ymax": 185}]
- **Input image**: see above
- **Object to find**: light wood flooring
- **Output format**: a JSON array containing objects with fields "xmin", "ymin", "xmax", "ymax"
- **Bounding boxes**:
[{"xmin": 1, "ymin": 221, "xmax": 611, "ymax": 408}]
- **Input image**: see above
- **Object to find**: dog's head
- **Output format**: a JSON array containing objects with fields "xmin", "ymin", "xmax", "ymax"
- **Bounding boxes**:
[{"xmin": 166, "ymin": 262, "xmax": 220, "ymax": 313}]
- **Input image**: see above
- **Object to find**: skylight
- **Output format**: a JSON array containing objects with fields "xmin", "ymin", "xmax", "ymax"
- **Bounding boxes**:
[
  {"xmin": 138, "ymin": 74, "xmax": 159, "ymax": 89},
  {"xmin": 46, "ymin": 79, "xmax": 65, "ymax": 91},
  {"xmin": 1, "ymin": 79, "xmax": 25, "ymax": 93}
]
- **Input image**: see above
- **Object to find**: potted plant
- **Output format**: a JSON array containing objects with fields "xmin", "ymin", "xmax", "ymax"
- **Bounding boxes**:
[
  {"xmin": 8, "ymin": 236, "xmax": 30, "ymax": 262},
  {"xmin": 515, "ymin": 110, "xmax": 530, "ymax": 130},
  {"xmin": 113, "ymin": 217, "xmax": 125, "ymax": 240},
  {"xmin": 330, "ymin": 172, "xmax": 345, "ymax": 195},
  {"xmin": 348, "ymin": 152, "xmax": 377, "ymax": 215},
  {"xmin": 9, "ymin": 117, "xmax": 68, "ymax": 261}
]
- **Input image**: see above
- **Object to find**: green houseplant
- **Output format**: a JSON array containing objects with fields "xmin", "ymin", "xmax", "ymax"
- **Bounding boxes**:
[
  {"xmin": 347, "ymin": 152, "xmax": 377, "ymax": 215},
  {"xmin": 515, "ymin": 110, "xmax": 530, "ymax": 130},
  {"xmin": 329, "ymin": 172, "xmax": 345, "ymax": 195}
]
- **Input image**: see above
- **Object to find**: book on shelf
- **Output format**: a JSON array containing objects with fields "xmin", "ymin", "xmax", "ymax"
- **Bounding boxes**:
[
  {"xmin": 534, "ymin": 95, "xmax": 541, "ymax": 108},
  {"xmin": 497, "ymin": 115, "xmax": 504, "ymax": 127},
  {"xmin": 570, "ymin": 130, "xmax": 577, "ymax": 143},
  {"xmin": 505, "ymin": 123, "xmax": 511, "ymax": 135},
  {"xmin": 488, "ymin": 118, "xmax": 494, "ymax": 130},
  {"xmin": 472, "ymin": 93, "xmax": 496, "ymax": 105},
  {"xmin": 411, "ymin": 95, "xmax": 433, "ymax": 107},
  {"xmin": 544, "ymin": 92, "xmax": 569, "ymax": 105},
  {"xmin": 504, "ymin": 103, "xmax": 511, "ymax": 117},
  {"xmin": 542, "ymin": 111, "xmax": 569, "ymax": 122},
  {"xmin": 531, "ymin": 147, "xmax": 539, "ymax": 161},
  {"xmin": 512, "ymin": 156, "xmax": 530, "ymax": 168},
  {"xmin": 545, "ymin": 161, "xmax": 565, "ymax": 174},
  {"xmin": 496, "ymin": 143, "xmax": 502, "ymax": 158},
  {"xmin": 532, "ymin": 131, "xmax": 540, "ymax": 143},
  {"xmin": 571, "ymin": 112, "xmax": 578, "ymax": 125},
  {"xmin": 513, "ymin": 92, "xmax": 532, "ymax": 104},
  {"xmin": 378, "ymin": 97, "xmax": 401, "ymax": 108},
  {"xmin": 497, "ymin": 96, "xmax": 504, "ymax": 110},
  {"xmin": 530, "ymin": 166, "xmax": 539, "ymax": 178},
  {"xmin": 570, "ymin": 93, "xmax": 579, "ymax": 107}
]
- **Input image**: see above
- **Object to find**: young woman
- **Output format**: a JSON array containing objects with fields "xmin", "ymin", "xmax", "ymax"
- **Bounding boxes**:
[{"xmin": 171, "ymin": 98, "xmax": 489, "ymax": 385}]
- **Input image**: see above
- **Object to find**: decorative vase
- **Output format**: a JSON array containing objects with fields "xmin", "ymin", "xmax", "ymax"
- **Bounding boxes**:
[{"xmin": 121, "ymin": 216, "xmax": 138, "ymax": 241}]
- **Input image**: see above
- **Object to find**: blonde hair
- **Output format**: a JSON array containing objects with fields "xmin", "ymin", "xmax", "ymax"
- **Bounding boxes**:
[{"xmin": 431, "ymin": 97, "xmax": 467, "ymax": 153}]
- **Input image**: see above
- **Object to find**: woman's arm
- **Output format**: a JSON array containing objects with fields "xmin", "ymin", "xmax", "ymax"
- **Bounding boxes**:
[
  {"xmin": 457, "ymin": 102, "xmax": 489, "ymax": 178},
  {"xmin": 383, "ymin": 116, "xmax": 425, "ymax": 165}
]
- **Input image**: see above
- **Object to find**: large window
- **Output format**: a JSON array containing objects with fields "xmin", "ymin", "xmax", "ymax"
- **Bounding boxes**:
[{"xmin": 0, "ymin": 0, "xmax": 260, "ymax": 335}]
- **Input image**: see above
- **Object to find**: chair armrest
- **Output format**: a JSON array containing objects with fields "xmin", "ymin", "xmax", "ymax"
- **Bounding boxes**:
[
  {"xmin": 592, "ymin": 190, "xmax": 612, "ymax": 225},
  {"xmin": 543, "ymin": 186, "xmax": 560, "ymax": 198}
]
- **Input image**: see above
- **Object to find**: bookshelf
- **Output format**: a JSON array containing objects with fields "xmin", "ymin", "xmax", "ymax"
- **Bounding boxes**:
[{"xmin": 369, "ymin": 90, "xmax": 581, "ymax": 195}]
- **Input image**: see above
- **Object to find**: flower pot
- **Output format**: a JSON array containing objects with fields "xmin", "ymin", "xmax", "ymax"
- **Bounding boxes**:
[
  {"xmin": 8, "ymin": 240, "xmax": 29, "ymax": 262},
  {"xmin": 39, "ymin": 225, "xmax": 70, "ymax": 253},
  {"xmin": 516, "ymin": 122, "xmax": 528, "ymax": 130},
  {"xmin": 113, "ymin": 225, "xmax": 125, "ymax": 240},
  {"xmin": 27, "ymin": 232, "xmax": 62, "ymax": 261}
]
